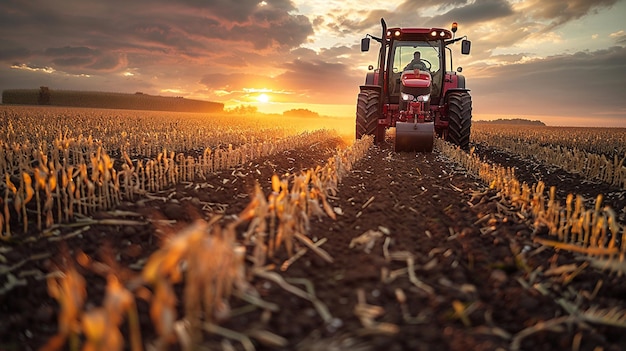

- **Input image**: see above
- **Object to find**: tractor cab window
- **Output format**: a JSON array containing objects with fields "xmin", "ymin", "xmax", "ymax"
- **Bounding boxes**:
[
  {"xmin": 391, "ymin": 41, "xmax": 440, "ymax": 73},
  {"xmin": 389, "ymin": 41, "xmax": 442, "ymax": 99}
]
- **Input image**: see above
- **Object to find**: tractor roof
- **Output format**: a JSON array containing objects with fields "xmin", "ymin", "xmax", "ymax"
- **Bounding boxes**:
[{"xmin": 386, "ymin": 27, "xmax": 453, "ymax": 40}]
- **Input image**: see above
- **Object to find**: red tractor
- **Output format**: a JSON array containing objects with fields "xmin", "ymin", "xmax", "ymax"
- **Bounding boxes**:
[{"xmin": 357, "ymin": 18, "xmax": 472, "ymax": 152}]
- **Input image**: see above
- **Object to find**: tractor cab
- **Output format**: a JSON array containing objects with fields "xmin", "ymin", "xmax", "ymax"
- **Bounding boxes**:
[
  {"xmin": 391, "ymin": 41, "xmax": 442, "ymax": 107},
  {"xmin": 357, "ymin": 19, "xmax": 473, "ymax": 152}
]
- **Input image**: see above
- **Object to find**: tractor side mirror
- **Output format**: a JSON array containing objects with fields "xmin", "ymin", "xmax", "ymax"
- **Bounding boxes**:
[
  {"xmin": 461, "ymin": 39, "xmax": 471, "ymax": 55},
  {"xmin": 361, "ymin": 37, "xmax": 370, "ymax": 52}
]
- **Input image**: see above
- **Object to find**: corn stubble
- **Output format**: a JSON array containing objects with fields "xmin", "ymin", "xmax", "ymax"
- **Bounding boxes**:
[
  {"xmin": 41, "ymin": 135, "xmax": 373, "ymax": 350},
  {"xmin": 14, "ymin": 104, "xmax": 626, "ymax": 348},
  {"xmin": 472, "ymin": 124, "xmax": 626, "ymax": 189},
  {"xmin": 438, "ymin": 137, "xmax": 626, "ymax": 349},
  {"xmin": 1, "ymin": 107, "xmax": 336, "ymax": 239},
  {"xmin": 438, "ymin": 139, "xmax": 624, "ymax": 267}
]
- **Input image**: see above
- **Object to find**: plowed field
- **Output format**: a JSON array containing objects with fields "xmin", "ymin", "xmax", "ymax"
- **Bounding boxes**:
[{"xmin": 2, "ymin": 132, "xmax": 626, "ymax": 351}]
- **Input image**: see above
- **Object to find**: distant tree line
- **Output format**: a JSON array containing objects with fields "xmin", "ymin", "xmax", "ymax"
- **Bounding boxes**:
[
  {"xmin": 1, "ymin": 87, "xmax": 224, "ymax": 113},
  {"xmin": 223, "ymin": 107, "xmax": 321, "ymax": 118},
  {"xmin": 38, "ymin": 86, "xmax": 51, "ymax": 105},
  {"xmin": 225, "ymin": 105, "xmax": 259, "ymax": 115},
  {"xmin": 283, "ymin": 108, "xmax": 319, "ymax": 118},
  {"xmin": 475, "ymin": 118, "xmax": 546, "ymax": 126}
]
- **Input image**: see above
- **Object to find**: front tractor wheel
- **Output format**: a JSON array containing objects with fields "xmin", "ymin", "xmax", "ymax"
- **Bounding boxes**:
[
  {"xmin": 356, "ymin": 90, "xmax": 384, "ymax": 143},
  {"xmin": 446, "ymin": 91, "xmax": 472, "ymax": 150}
]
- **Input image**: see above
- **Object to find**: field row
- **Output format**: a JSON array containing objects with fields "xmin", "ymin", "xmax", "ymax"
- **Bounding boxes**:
[
  {"xmin": 0, "ymin": 105, "xmax": 355, "ymax": 237},
  {"xmin": 38, "ymin": 135, "xmax": 374, "ymax": 350},
  {"xmin": 439, "ymin": 139, "xmax": 625, "ymax": 273},
  {"xmin": 0, "ymin": 129, "xmax": 345, "ymax": 237},
  {"xmin": 1, "ymin": 106, "xmax": 302, "ymax": 157},
  {"xmin": 472, "ymin": 124, "xmax": 626, "ymax": 159},
  {"xmin": 472, "ymin": 124, "xmax": 626, "ymax": 190}
]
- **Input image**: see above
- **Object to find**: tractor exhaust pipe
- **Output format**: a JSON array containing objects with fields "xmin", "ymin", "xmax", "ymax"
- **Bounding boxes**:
[{"xmin": 377, "ymin": 18, "xmax": 387, "ymax": 94}]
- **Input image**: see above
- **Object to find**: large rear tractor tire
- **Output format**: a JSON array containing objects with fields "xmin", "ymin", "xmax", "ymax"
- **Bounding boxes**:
[
  {"xmin": 446, "ymin": 91, "xmax": 472, "ymax": 150},
  {"xmin": 356, "ymin": 90, "xmax": 383, "ymax": 143}
]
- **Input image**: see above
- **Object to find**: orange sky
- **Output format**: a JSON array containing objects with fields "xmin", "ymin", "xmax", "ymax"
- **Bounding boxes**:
[{"xmin": 1, "ymin": 0, "xmax": 625, "ymax": 127}]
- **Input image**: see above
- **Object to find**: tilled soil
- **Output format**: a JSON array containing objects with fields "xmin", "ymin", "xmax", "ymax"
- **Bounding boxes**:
[
  {"xmin": 472, "ymin": 143, "xmax": 626, "ymax": 224},
  {"xmin": 2, "ymin": 136, "xmax": 626, "ymax": 351}
]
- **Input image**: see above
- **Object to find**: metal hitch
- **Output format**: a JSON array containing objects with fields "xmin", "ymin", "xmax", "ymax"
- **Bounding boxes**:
[{"xmin": 394, "ymin": 121, "xmax": 434, "ymax": 152}]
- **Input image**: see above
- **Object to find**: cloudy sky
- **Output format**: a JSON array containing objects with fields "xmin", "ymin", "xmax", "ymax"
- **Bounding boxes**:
[{"xmin": 1, "ymin": 0, "xmax": 625, "ymax": 126}]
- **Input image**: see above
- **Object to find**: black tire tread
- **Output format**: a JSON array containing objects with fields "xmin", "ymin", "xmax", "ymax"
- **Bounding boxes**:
[
  {"xmin": 447, "ymin": 91, "xmax": 472, "ymax": 150},
  {"xmin": 356, "ymin": 90, "xmax": 381, "ymax": 142}
]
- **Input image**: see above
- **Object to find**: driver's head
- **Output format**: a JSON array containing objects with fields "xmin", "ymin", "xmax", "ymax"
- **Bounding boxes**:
[{"xmin": 413, "ymin": 51, "xmax": 421, "ymax": 59}]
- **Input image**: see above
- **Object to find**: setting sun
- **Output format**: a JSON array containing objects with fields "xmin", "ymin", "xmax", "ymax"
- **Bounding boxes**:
[{"xmin": 257, "ymin": 93, "xmax": 270, "ymax": 103}]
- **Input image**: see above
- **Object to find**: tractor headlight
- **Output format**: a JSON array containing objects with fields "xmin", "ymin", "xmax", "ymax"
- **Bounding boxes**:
[
  {"xmin": 417, "ymin": 94, "xmax": 430, "ymax": 102},
  {"xmin": 401, "ymin": 92, "xmax": 414, "ymax": 101}
]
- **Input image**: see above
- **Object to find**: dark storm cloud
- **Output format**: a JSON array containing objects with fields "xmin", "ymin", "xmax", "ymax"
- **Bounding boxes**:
[
  {"xmin": 86, "ymin": 54, "xmax": 127, "ymax": 71},
  {"xmin": 44, "ymin": 46, "xmax": 97, "ymax": 68},
  {"xmin": 50, "ymin": 57, "xmax": 93, "ymax": 67},
  {"xmin": 470, "ymin": 46, "xmax": 626, "ymax": 117},
  {"xmin": 524, "ymin": 0, "xmax": 619, "ymax": 30},
  {"xmin": 44, "ymin": 46, "xmax": 97, "ymax": 57},
  {"xmin": 218, "ymin": 13, "xmax": 313, "ymax": 50},
  {"xmin": 0, "ymin": 0, "xmax": 313, "ymax": 74},
  {"xmin": 200, "ymin": 73, "xmax": 276, "ymax": 91},
  {"xmin": 395, "ymin": 0, "xmax": 468, "ymax": 12},
  {"xmin": 40, "ymin": 45, "xmax": 127, "ymax": 72},
  {"xmin": 318, "ymin": 0, "xmax": 511, "ymax": 35},
  {"xmin": 362, "ymin": 0, "xmax": 471, "ymax": 26},
  {"xmin": 426, "ymin": 0, "xmax": 514, "ymax": 26},
  {"xmin": 317, "ymin": 0, "xmax": 617, "ymax": 51},
  {"xmin": 0, "ymin": 47, "xmax": 31, "ymax": 61},
  {"xmin": 178, "ymin": 0, "xmax": 297, "ymax": 23},
  {"xmin": 314, "ymin": 9, "xmax": 390, "ymax": 35},
  {"xmin": 274, "ymin": 59, "xmax": 359, "ymax": 103}
]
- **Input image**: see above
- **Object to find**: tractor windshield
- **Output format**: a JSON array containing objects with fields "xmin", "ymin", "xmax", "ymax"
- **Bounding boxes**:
[
  {"xmin": 389, "ymin": 40, "xmax": 442, "ymax": 100},
  {"xmin": 392, "ymin": 41, "xmax": 440, "ymax": 73}
]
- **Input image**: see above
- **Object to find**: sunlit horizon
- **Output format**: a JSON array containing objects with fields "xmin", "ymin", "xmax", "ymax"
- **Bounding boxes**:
[{"xmin": 231, "ymin": 100, "xmax": 626, "ymax": 128}]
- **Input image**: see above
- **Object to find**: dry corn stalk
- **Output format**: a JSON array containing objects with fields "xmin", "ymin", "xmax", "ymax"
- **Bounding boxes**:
[
  {"xmin": 41, "ymin": 264, "xmax": 86, "ymax": 351},
  {"xmin": 437, "ymin": 138, "xmax": 625, "ymax": 267},
  {"xmin": 0, "ymin": 110, "xmax": 342, "ymax": 236}
]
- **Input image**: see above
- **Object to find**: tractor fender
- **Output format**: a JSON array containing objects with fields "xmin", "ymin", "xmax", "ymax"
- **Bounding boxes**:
[
  {"xmin": 359, "ymin": 84, "xmax": 382, "ymax": 94},
  {"xmin": 453, "ymin": 74, "xmax": 467, "ymax": 89},
  {"xmin": 445, "ymin": 88, "xmax": 471, "ymax": 95},
  {"xmin": 443, "ymin": 73, "xmax": 469, "ymax": 91}
]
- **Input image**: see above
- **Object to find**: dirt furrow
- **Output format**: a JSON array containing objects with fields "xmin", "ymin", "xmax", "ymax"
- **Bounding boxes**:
[
  {"xmin": 274, "ymin": 142, "xmax": 625, "ymax": 351},
  {"xmin": 472, "ymin": 143, "xmax": 626, "ymax": 225}
]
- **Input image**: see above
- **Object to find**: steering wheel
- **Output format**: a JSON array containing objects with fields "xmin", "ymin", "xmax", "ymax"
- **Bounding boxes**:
[{"xmin": 421, "ymin": 59, "xmax": 432, "ymax": 70}]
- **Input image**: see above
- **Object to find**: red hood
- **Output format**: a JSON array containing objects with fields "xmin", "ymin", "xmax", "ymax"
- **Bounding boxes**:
[{"xmin": 401, "ymin": 70, "xmax": 431, "ymax": 88}]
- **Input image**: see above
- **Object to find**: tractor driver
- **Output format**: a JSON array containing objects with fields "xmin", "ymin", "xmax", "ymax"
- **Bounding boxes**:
[{"xmin": 404, "ymin": 51, "xmax": 428, "ymax": 71}]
